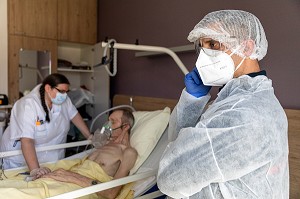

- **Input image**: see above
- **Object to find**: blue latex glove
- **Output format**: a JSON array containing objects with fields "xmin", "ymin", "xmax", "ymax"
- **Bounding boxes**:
[{"xmin": 184, "ymin": 67, "xmax": 211, "ymax": 97}]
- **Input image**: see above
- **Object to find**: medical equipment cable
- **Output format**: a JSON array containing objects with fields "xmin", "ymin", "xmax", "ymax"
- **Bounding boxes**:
[
  {"xmin": 0, "ymin": 158, "xmax": 7, "ymax": 180},
  {"xmin": 94, "ymin": 39, "xmax": 118, "ymax": 76},
  {"xmin": 101, "ymin": 41, "xmax": 189, "ymax": 75}
]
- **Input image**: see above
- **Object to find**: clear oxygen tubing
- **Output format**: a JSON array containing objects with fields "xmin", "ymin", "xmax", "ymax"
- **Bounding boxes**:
[
  {"xmin": 101, "ymin": 41, "xmax": 189, "ymax": 75},
  {"xmin": 89, "ymin": 105, "xmax": 136, "ymax": 133},
  {"xmin": 95, "ymin": 39, "xmax": 118, "ymax": 77}
]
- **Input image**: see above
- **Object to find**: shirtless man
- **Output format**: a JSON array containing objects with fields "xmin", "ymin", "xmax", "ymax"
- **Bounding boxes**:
[{"xmin": 43, "ymin": 108, "xmax": 138, "ymax": 199}]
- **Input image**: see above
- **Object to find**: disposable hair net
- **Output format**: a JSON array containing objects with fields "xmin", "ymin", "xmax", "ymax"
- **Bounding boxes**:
[{"xmin": 188, "ymin": 10, "xmax": 268, "ymax": 60}]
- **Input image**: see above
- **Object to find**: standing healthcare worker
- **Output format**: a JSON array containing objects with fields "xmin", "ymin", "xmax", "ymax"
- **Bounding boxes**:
[
  {"xmin": 0, "ymin": 73, "xmax": 92, "ymax": 179},
  {"xmin": 157, "ymin": 10, "xmax": 289, "ymax": 198}
]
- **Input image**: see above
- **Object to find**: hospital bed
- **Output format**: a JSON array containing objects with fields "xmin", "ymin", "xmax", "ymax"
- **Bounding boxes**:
[
  {"xmin": 0, "ymin": 94, "xmax": 178, "ymax": 199},
  {"xmin": 0, "ymin": 41, "xmax": 185, "ymax": 199},
  {"xmin": 1, "ymin": 39, "xmax": 299, "ymax": 198},
  {"xmin": 0, "ymin": 97, "xmax": 299, "ymax": 199}
]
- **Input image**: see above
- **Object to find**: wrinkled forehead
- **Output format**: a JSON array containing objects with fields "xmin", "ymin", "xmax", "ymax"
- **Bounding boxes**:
[{"xmin": 109, "ymin": 110, "xmax": 123, "ymax": 122}]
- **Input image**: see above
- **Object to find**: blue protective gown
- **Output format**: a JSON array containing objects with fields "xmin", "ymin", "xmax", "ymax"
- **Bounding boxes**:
[{"xmin": 157, "ymin": 74, "xmax": 289, "ymax": 199}]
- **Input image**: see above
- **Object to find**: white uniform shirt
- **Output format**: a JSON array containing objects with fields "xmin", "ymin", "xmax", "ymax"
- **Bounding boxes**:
[{"xmin": 0, "ymin": 85, "xmax": 78, "ymax": 169}]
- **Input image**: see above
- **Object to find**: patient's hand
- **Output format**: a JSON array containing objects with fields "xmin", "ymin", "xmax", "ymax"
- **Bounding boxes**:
[
  {"xmin": 42, "ymin": 169, "xmax": 71, "ymax": 182},
  {"xmin": 43, "ymin": 168, "xmax": 93, "ymax": 187}
]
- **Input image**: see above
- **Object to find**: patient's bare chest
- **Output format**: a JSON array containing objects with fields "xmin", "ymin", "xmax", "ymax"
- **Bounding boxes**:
[{"xmin": 88, "ymin": 144, "xmax": 125, "ymax": 176}]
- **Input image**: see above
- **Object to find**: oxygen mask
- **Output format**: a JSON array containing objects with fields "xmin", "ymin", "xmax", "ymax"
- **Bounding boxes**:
[{"xmin": 92, "ymin": 121, "xmax": 113, "ymax": 148}]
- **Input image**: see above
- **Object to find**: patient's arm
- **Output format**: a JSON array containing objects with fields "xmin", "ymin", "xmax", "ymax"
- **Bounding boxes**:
[
  {"xmin": 43, "ymin": 168, "xmax": 92, "ymax": 187},
  {"xmin": 43, "ymin": 147, "xmax": 137, "ymax": 199}
]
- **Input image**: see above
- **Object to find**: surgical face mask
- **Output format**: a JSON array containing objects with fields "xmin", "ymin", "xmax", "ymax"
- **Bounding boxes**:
[
  {"xmin": 49, "ymin": 92, "xmax": 67, "ymax": 105},
  {"xmin": 196, "ymin": 48, "xmax": 244, "ymax": 86},
  {"xmin": 92, "ymin": 121, "xmax": 125, "ymax": 148}
]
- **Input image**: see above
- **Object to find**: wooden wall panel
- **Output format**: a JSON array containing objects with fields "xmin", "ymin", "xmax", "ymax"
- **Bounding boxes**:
[
  {"xmin": 58, "ymin": 0, "xmax": 97, "ymax": 44},
  {"xmin": 285, "ymin": 109, "xmax": 300, "ymax": 199},
  {"xmin": 8, "ymin": 0, "xmax": 57, "ymax": 39},
  {"xmin": 8, "ymin": 35, "xmax": 57, "ymax": 103}
]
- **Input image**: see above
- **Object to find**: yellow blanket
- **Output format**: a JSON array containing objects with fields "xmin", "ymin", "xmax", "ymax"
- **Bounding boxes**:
[{"xmin": 0, "ymin": 158, "xmax": 134, "ymax": 199}]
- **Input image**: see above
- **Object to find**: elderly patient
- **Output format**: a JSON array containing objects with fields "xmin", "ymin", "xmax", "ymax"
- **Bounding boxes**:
[{"xmin": 43, "ymin": 108, "xmax": 137, "ymax": 199}]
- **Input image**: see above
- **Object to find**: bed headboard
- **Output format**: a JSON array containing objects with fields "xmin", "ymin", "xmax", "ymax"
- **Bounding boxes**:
[
  {"xmin": 285, "ymin": 109, "xmax": 300, "ymax": 199},
  {"xmin": 113, "ymin": 95, "xmax": 300, "ymax": 198},
  {"xmin": 112, "ymin": 94, "xmax": 178, "ymax": 111}
]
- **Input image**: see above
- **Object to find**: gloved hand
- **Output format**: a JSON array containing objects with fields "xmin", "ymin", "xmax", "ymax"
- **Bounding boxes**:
[
  {"xmin": 185, "ymin": 67, "xmax": 211, "ymax": 97},
  {"xmin": 29, "ymin": 167, "xmax": 51, "ymax": 180},
  {"xmin": 88, "ymin": 134, "xmax": 94, "ymax": 140}
]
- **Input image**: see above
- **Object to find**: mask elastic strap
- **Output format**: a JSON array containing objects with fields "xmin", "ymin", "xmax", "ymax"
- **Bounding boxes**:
[
  {"xmin": 234, "ymin": 57, "xmax": 246, "ymax": 72},
  {"xmin": 228, "ymin": 45, "xmax": 245, "ymax": 72},
  {"xmin": 229, "ymin": 46, "xmax": 240, "ymax": 57},
  {"xmin": 112, "ymin": 124, "xmax": 127, "ymax": 131}
]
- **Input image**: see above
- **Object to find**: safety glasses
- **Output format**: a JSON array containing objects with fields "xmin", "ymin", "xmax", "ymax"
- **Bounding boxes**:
[
  {"xmin": 195, "ymin": 36, "xmax": 236, "ymax": 57},
  {"xmin": 54, "ymin": 87, "xmax": 69, "ymax": 94}
]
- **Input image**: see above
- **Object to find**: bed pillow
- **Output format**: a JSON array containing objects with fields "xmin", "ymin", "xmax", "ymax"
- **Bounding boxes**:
[{"xmin": 129, "ymin": 107, "xmax": 171, "ymax": 174}]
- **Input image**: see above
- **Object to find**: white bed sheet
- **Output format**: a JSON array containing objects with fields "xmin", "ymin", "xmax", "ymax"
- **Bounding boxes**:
[{"xmin": 132, "ymin": 126, "xmax": 168, "ymax": 196}]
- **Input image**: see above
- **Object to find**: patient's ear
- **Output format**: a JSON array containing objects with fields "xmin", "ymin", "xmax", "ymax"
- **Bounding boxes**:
[
  {"xmin": 123, "ymin": 123, "xmax": 131, "ymax": 132},
  {"xmin": 243, "ymin": 39, "xmax": 255, "ymax": 57}
]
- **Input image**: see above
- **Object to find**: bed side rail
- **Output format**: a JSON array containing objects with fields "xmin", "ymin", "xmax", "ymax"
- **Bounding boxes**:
[
  {"xmin": 46, "ymin": 169, "xmax": 161, "ymax": 199},
  {"xmin": 0, "ymin": 140, "xmax": 91, "ymax": 158}
]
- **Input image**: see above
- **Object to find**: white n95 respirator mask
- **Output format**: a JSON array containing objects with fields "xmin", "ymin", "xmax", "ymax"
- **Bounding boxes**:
[
  {"xmin": 196, "ymin": 48, "xmax": 243, "ymax": 86},
  {"xmin": 92, "ymin": 121, "xmax": 112, "ymax": 148}
]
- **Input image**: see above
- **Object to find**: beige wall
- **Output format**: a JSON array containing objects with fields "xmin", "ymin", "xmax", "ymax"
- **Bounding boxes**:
[{"xmin": 0, "ymin": 0, "xmax": 8, "ymax": 95}]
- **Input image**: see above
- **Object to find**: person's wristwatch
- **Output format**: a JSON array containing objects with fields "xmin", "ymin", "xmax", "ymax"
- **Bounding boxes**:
[{"xmin": 91, "ymin": 180, "xmax": 98, "ymax": 185}]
